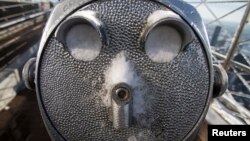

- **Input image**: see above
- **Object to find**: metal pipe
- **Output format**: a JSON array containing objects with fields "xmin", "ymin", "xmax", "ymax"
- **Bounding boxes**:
[
  {"xmin": 0, "ymin": 11, "xmax": 50, "ymax": 29},
  {"xmin": 212, "ymin": 50, "xmax": 250, "ymax": 73},
  {"xmin": 111, "ymin": 83, "xmax": 132, "ymax": 129},
  {"xmin": 223, "ymin": 0, "xmax": 250, "ymax": 70}
]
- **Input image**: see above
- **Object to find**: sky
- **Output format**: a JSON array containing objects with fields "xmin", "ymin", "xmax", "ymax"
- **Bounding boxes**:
[{"xmin": 184, "ymin": 0, "xmax": 248, "ymax": 23}]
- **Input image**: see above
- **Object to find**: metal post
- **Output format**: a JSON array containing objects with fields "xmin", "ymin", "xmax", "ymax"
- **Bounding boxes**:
[{"xmin": 223, "ymin": 0, "xmax": 250, "ymax": 70}]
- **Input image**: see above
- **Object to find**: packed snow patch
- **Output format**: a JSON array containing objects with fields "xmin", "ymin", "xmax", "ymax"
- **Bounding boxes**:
[{"xmin": 100, "ymin": 52, "xmax": 149, "ymax": 117}]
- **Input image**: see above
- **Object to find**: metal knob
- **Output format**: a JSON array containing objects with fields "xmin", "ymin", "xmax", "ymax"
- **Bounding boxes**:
[
  {"xmin": 213, "ymin": 64, "xmax": 228, "ymax": 97},
  {"xmin": 111, "ymin": 83, "xmax": 132, "ymax": 129},
  {"xmin": 22, "ymin": 58, "xmax": 36, "ymax": 90}
]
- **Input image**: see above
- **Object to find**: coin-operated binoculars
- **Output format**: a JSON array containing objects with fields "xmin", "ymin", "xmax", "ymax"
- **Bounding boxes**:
[{"xmin": 22, "ymin": 0, "xmax": 228, "ymax": 140}]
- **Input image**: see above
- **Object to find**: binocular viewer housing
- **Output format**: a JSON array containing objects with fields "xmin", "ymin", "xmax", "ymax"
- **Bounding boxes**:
[{"xmin": 23, "ymin": 0, "xmax": 228, "ymax": 140}]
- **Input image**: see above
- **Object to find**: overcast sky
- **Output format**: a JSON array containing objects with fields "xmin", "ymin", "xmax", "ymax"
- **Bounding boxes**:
[{"xmin": 184, "ymin": 0, "xmax": 247, "ymax": 23}]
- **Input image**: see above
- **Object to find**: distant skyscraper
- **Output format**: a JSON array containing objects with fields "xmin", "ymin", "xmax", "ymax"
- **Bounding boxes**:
[{"xmin": 211, "ymin": 26, "xmax": 222, "ymax": 47}]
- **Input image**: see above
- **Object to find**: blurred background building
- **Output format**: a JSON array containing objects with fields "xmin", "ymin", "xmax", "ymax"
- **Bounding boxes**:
[{"xmin": 0, "ymin": 0, "xmax": 53, "ymax": 140}]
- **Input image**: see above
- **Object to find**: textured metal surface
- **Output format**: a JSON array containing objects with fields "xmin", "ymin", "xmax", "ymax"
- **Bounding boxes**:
[{"xmin": 37, "ymin": 0, "xmax": 211, "ymax": 140}]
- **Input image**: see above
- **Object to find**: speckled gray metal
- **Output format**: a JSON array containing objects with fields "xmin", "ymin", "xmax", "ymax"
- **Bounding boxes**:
[{"xmin": 36, "ymin": 0, "xmax": 212, "ymax": 140}]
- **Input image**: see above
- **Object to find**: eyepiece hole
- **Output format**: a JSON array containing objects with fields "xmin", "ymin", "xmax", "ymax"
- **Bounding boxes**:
[{"xmin": 116, "ymin": 88, "xmax": 129, "ymax": 101}]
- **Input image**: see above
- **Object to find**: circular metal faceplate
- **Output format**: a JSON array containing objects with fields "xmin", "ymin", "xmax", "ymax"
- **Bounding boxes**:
[{"xmin": 36, "ymin": 0, "xmax": 212, "ymax": 140}]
